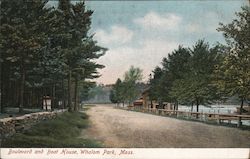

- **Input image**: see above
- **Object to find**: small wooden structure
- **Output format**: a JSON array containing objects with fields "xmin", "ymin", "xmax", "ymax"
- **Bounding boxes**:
[
  {"xmin": 142, "ymin": 88, "xmax": 150, "ymax": 109},
  {"xmin": 141, "ymin": 88, "xmax": 175, "ymax": 111},
  {"xmin": 133, "ymin": 98, "xmax": 143, "ymax": 109},
  {"xmin": 43, "ymin": 96, "xmax": 51, "ymax": 111}
]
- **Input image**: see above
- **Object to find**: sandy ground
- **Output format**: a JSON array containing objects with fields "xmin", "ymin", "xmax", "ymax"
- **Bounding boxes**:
[{"xmin": 81, "ymin": 104, "xmax": 250, "ymax": 148}]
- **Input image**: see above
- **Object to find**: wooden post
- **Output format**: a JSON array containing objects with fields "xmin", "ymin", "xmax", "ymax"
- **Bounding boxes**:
[
  {"xmin": 196, "ymin": 99, "xmax": 199, "ymax": 119},
  {"xmin": 237, "ymin": 99, "xmax": 244, "ymax": 127},
  {"xmin": 216, "ymin": 115, "xmax": 221, "ymax": 124},
  {"xmin": 52, "ymin": 83, "xmax": 56, "ymax": 110}
]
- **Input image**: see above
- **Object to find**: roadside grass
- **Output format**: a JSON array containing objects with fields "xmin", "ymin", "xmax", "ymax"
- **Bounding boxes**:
[{"xmin": 2, "ymin": 112, "xmax": 102, "ymax": 148}]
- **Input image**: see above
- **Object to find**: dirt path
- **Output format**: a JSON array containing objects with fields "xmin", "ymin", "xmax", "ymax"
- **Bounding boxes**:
[{"xmin": 82, "ymin": 104, "xmax": 250, "ymax": 148}]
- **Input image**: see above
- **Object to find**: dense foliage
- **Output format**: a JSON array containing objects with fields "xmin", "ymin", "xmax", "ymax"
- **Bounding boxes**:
[
  {"xmin": 215, "ymin": 6, "xmax": 250, "ymax": 125},
  {"xmin": 149, "ymin": 6, "xmax": 249, "ymax": 125},
  {"xmin": 0, "ymin": 0, "xmax": 106, "ymax": 112},
  {"xmin": 110, "ymin": 66, "xmax": 143, "ymax": 106}
]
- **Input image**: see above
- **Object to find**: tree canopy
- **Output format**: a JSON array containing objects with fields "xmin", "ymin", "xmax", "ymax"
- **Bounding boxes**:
[
  {"xmin": 0, "ymin": 0, "xmax": 106, "ymax": 112},
  {"xmin": 216, "ymin": 6, "xmax": 250, "ymax": 102},
  {"xmin": 215, "ymin": 6, "xmax": 250, "ymax": 125},
  {"xmin": 149, "ymin": 40, "xmax": 224, "ymax": 112},
  {"xmin": 148, "ymin": 6, "xmax": 249, "ymax": 125},
  {"xmin": 110, "ymin": 66, "xmax": 143, "ymax": 106}
]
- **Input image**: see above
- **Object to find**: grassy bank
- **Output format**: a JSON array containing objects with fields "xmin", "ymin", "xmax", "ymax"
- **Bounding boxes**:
[{"xmin": 2, "ymin": 111, "xmax": 102, "ymax": 147}]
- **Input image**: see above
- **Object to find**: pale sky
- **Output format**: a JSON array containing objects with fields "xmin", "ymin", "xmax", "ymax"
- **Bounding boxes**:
[{"xmin": 49, "ymin": 1, "xmax": 248, "ymax": 85}]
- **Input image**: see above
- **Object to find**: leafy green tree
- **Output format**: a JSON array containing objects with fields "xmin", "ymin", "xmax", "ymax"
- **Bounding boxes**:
[
  {"xmin": 78, "ymin": 81, "xmax": 96, "ymax": 105},
  {"xmin": 124, "ymin": 66, "xmax": 143, "ymax": 83},
  {"xmin": 109, "ymin": 90, "xmax": 118, "ymax": 104},
  {"xmin": 0, "ymin": 0, "xmax": 106, "ymax": 113},
  {"xmin": 163, "ymin": 46, "xmax": 191, "ymax": 109},
  {"xmin": 110, "ymin": 78, "xmax": 124, "ymax": 105},
  {"xmin": 164, "ymin": 46, "xmax": 191, "ymax": 79},
  {"xmin": 170, "ymin": 40, "xmax": 223, "ymax": 115},
  {"xmin": 149, "ymin": 46, "xmax": 191, "ymax": 109},
  {"xmin": 56, "ymin": 0, "xmax": 106, "ymax": 111},
  {"xmin": 217, "ymin": 6, "xmax": 250, "ymax": 126},
  {"xmin": 122, "ymin": 66, "xmax": 143, "ymax": 106},
  {"xmin": 149, "ymin": 67, "xmax": 164, "ymax": 102}
]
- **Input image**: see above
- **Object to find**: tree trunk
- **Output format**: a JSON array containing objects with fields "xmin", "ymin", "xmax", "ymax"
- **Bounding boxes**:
[
  {"xmin": 37, "ymin": 89, "xmax": 40, "ymax": 109},
  {"xmin": 7, "ymin": 79, "xmax": 11, "ymax": 107},
  {"xmin": 52, "ymin": 83, "xmax": 56, "ymax": 110},
  {"xmin": 68, "ymin": 70, "xmax": 72, "ymax": 112},
  {"xmin": 19, "ymin": 64, "xmax": 25, "ymax": 113},
  {"xmin": 196, "ymin": 99, "xmax": 199, "ymax": 119},
  {"xmin": 29, "ymin": 88, "xmax": 33, "ymax": 108},
  {"xmin": 237, "ymin": 98, "xmax": 244, "ymax": 127},
  {"xmin": 13, "ymin": 81, "xmax": 18, "ymax": 107},
  {"xmin": 62, "ymin": 79, "xmax": 65, "ymax": 109},
  {"xmin": 191, "ymin": 102, "xmax": 194, "ymax": 112},
  {"xmin": 176, "ymin": 101, "xmax": 178, "ymax": 110},
  {"xmin": 0, "ymin": 61, "xmax": 1, "ymax": 113},
  {"xmin": 74, "ymin": 77, "xmax": 78, "ymax": 111},
  {"xmin": 0, "ymin": 69, "xmax": 3, "ymax": 113},
  {"xmin": 31, "ymin": 88, "xmax": 34, "ymax": 107},
  {"xmin": 77, "ymin": 87, "xmax": 81, "ymax": 111},
  {"xmin": 42, "ymin": 87, "xmax": 47, "ymax": 111},
  {"xmin": 159, "ymin": 99, "xmax": 163, "ymax": 109},
  {"xmin": 0, "ymin": 63, "xmax": 10, "ymax": 113}
]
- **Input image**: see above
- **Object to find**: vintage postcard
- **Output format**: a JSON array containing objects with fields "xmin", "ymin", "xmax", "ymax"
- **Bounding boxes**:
[{"xmin": 0, "ymin": 0, "xmax": 249, "ymax": 158}]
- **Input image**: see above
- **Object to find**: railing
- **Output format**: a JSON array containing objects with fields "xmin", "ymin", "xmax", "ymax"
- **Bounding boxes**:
[{"xmin": 126, "ymin": 107, "xmax": 250, "ymax": 127}]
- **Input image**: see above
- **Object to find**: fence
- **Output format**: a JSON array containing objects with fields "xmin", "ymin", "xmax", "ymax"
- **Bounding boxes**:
[{"xmin": 126, "ymin": 107, "xmax": 250, "ymax": 127}]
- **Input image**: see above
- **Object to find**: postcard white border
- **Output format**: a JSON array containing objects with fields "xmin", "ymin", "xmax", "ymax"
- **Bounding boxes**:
[{"xmin": 1, "ymin": 148, "xmax": 249, "ymax": 159}]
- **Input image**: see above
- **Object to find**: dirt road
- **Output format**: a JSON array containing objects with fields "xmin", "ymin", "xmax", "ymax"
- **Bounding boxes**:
[{"xmin": 82, "ymin": 104, "xmax": 250, "ymax": 148}]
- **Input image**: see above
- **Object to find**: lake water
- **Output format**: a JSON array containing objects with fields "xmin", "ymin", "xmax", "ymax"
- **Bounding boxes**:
[
  {"xmin": 178, "ymin": 104, "xmax": 237, "ymax": 114},
  {"xmin": 178, "ymin": 104, "xmax": 250, "ymax": 126}
]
